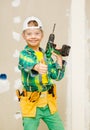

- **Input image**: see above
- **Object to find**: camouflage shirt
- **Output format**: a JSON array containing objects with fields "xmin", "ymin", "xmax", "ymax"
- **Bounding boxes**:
[{"xmin": 18, "ymin": 45, "xmax": 65, "ymax": 92}]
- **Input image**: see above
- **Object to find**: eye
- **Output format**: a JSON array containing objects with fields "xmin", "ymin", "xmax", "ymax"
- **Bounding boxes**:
[
  {"xmin": 35, "ymin": 32, "xmax": 40, "ymax": 35},
  {"xmin": 27, "ymin": 32, "xmax": 32, "ymax": 35}
]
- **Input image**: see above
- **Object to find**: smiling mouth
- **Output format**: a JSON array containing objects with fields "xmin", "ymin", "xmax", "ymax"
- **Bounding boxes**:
[{"xmin": 30, "ymin": 40, "xmax": 38, "ymax": 43}]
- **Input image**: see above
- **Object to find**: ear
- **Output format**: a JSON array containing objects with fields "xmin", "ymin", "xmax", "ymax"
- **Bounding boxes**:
[
  {"xmin": 41, "ymin": 31, "xmax": 44, "ymax": 39},
  {"xmin": 22, "ymin": 32, "xmax": 25, "ymax": 40}
]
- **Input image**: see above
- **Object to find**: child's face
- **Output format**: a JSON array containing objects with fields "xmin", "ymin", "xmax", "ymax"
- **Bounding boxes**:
[{"xmin": 22, "ymin": 29, "xmax": 43, "ymax": 49}]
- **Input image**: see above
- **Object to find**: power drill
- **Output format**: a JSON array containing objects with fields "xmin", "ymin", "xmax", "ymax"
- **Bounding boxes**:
[{"xmin": 45, "ymin": 24, "xmax": 71, "ymax": 58}]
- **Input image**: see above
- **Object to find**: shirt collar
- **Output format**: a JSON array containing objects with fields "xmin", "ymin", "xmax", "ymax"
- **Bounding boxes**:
[{"xmin": 25, "ymin": 45, "xmax": 45, "ymax": 53}]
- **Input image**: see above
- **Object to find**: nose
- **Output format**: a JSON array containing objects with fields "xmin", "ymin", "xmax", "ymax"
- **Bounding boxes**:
[{"xmin": 31, "ymin": 34, "xmax": 36, "ymax": 38}]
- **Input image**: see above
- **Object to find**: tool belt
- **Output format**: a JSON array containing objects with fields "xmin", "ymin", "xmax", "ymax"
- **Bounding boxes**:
[
  {"xmin": 16, "ymin": 84, "xmax": 56, "ymax": 102},
  {"xmin": 16, "ymin": 84, "xmax": 57, "ymax": 117}
]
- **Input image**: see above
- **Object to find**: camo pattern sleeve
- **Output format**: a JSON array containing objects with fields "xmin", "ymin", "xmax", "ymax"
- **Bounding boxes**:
[
  {"xmin": 18, "ymin": 46, "xmax": 38, "ymax": 76},
  {"xmin": 47, "ymin": 58, "xmax": 66, "ymax": 81}
]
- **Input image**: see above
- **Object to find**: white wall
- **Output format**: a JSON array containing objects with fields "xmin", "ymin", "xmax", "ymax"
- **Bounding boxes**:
[
  {"xmin": 0, "ymin": 0, "xmax": 70, "ymax": 130},
  {"xmin": 0, "ymin": 0, "xmax": 90, "ymax": 130}
]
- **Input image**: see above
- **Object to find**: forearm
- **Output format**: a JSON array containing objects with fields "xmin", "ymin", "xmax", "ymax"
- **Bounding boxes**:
[{"xmin": 48, "ymin": 59, "xmax": 66, "ymax": 80}]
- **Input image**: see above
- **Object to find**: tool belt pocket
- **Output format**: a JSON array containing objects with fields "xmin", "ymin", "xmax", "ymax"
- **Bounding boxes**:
[
  {"xmin": 48, "ymin": 84, "xmax": 57, "ymax": 99},
  {"xmin": 16, "ymin": 90, "xmax": 40, "ymax": 117},
  {"xmin": 20, "ymin": 96, "xmax": 37, "ymax": 117}
]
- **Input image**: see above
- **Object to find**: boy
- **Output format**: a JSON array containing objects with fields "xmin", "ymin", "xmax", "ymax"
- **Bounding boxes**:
[{"xmin": 18, "ymin": 16, "xmax": 65, "ymax": 130}]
